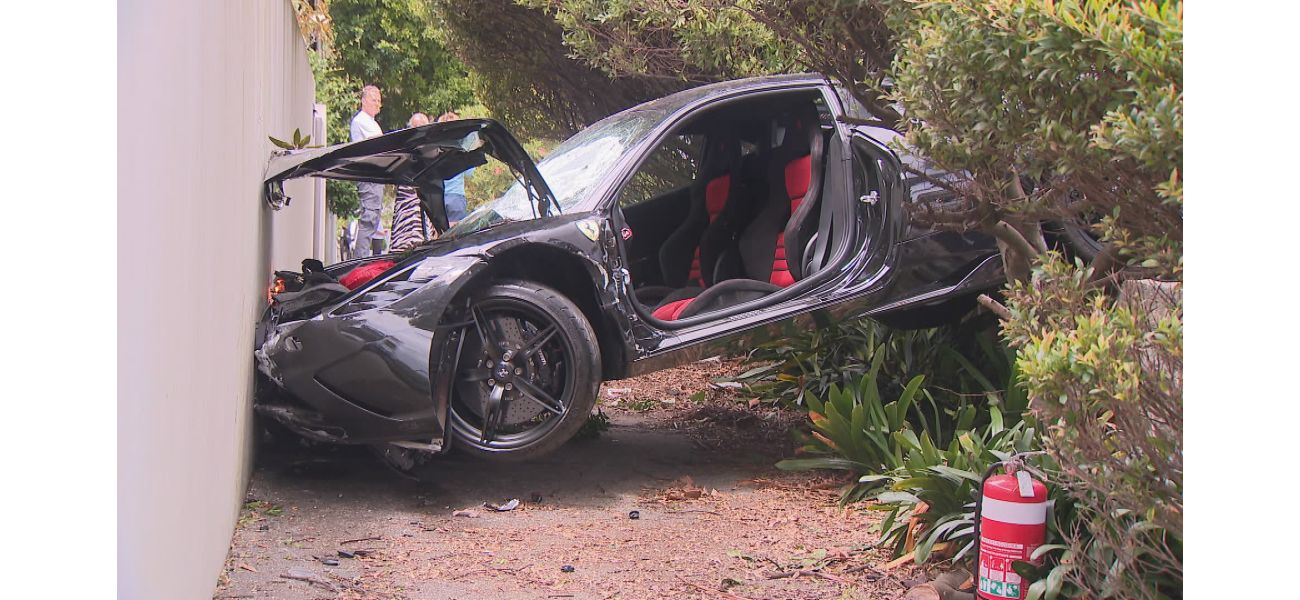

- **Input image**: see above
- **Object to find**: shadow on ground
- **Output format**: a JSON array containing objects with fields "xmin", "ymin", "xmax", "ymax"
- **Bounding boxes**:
[
  {"xmin": 255, "ymin": 411, "xmax": 778, "ymax": 512},
  {"xmin": 217, "ymin": 406, "xmax": 908, "ymax": 600}
]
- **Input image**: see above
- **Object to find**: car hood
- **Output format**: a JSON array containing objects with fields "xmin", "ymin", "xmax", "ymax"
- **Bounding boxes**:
[{"xmin": 264, "ymin": 119, "xmax": 556, "ymax": 227}]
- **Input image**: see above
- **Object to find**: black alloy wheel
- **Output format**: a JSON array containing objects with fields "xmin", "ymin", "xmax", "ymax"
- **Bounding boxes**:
[{"xmin": 448, "ymin": 280, "xmax": 600, "ymax": 461}]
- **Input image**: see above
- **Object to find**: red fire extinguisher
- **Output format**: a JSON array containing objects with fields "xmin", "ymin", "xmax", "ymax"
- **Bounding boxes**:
[{"xmin": 975, "ymin": 463, "xmax": 1048, "ymax": 600}]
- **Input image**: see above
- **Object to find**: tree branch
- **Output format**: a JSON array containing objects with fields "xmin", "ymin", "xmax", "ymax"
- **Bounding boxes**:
[
  {"xmin": 902, "ymin": 165, "xmax": 967, "ymax": 196},
  {"xmin": 990, "ymin": 220, "xmax": 1042, "ymax": 262},
  {"xmin": 977, "ymin": 294, "xmax": 1012, "ymax": 320}
]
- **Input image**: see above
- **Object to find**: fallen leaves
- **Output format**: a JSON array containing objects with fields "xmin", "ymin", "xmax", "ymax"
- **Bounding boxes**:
[{"xmin": 649, "ymin": 475, "xmax": 721, "ymax": 503}]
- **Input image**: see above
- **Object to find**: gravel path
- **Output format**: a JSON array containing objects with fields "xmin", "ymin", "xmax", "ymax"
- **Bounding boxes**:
[{"xmin": 215, "ymin": 362, "xmax": 921, "ymax": 599}]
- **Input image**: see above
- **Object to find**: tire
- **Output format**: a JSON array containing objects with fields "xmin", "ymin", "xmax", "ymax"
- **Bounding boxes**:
[
  {"xmin": 1059, "ymin": 221, "xmax": 1104, "ymax": 263},
  {"xmin": 448, "ymin": 279, "xmax": 601, "ymax": 462},
  {"xmin": 1053, "ymin": 188, "xmax": 1105, "ymax": 263}
]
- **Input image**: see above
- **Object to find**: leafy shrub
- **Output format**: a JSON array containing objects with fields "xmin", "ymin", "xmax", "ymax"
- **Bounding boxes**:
[
  {"xmin": 734, "ymin": 318, "xmax": 894, "ymax": 407},
  {"xmin": 733, "ymin": 315, "xmax": 1014, "ymax": 413},
  {"xmin": 776, "ymin": 358, "xmax": 1057, "ymax": 572},
  {"xmin": 1002, "ymin": 256, "xmax": 1182, "ymax": 599},
  {"xmin": 775, "ymin": 350, "xmax": 929, "ymax": 496},
  {"xmin": 890, "ymin": 0, "xmax": 1183, "ymax": 280},
  {"xmin": 870, "ymin": 407, "xmax": 1043, "ymax": 564}
]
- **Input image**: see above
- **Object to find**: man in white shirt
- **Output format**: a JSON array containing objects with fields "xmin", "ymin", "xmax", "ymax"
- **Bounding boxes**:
[{"xmin": 350, "ymin": 85, "xmax": 385, "ymax": 258}]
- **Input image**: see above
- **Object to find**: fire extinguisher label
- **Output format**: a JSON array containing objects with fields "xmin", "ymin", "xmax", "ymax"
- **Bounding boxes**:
[{"xmin": 978, "ymin": 536, "xmax": 1029, "ymax": 599}]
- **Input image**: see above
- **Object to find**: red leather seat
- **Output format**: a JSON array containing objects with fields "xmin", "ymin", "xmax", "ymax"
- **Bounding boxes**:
[{"xmin": 654, "ymin": 107, "xmax": 825, "ymax": 322}]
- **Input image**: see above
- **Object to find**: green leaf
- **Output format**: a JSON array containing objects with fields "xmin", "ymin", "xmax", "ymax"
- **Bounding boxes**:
[
  {"xmin": 268, "ymin": 136, "xmax": 295, "ymax": 150},
  {"xmin": 1026, "ymin": 579, "xmax": 1047, "ymax": 600},
  {"xmin": 893, "ymin": 375, "xmax": 925, "ymax": 430},
  {"xmin": 894, "ymin": 429, "xmax": 922, "ymax": 452},
  {"xmin": 803, "ymin": 390, "xmax": 824, "ymax": 415},
  {"xmin": 775, "ymin": 457, "xmax": 869, "ymax": 472},
  {"xmin": 1046, "ymin": 562, "xmax": 1064, "ymax": 599},
  {"xmin": 875, "ymin": 490, "xmax": 921, "ymax": 505},
  {"xmin": 858, "ymin": 474, "xmax": 895, "ymax": 484},
  {"xmin": 735, "ymin": 364, "xmax": 774, "ymax": 380},
  {"xmin": 944, "ymin": 347, "xmax": 997, "ymax": 393},
  {"xmin": 913, "ymin": 526, "xmax": 941, "ymax": 563},
  {"xmin": 930, "ymin": 465, "xmax": 981, "ymax": 483},
  {"xmin": 1030, "ymin": 544, "xmax": 1069, "ymax": 560}
]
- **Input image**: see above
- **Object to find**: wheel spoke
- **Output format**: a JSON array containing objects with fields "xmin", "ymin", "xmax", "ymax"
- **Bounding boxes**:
[
  {"xmin": 481, "ymin": 384, "xmax": 506, "ymax": 443},
  {"xmin": 517, "ymin": 324, "xmax": 558, "ymax": 359},
  {"xmin": 461, "ymin": 368, "xmax": 492, "ymax": 383},
  {"xmin": 470, "ymin": 304, "xmax": 506, "ymax": 357},
  {"xmin": 513, "ymin": 376, "xmax": 564, "ymax": 416}
]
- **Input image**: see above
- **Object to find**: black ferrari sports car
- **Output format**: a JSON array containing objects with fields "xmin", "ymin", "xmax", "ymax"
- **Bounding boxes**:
[{"xmin": 255, "ymin": 74, "xmax": 1004, "ymax": 463}]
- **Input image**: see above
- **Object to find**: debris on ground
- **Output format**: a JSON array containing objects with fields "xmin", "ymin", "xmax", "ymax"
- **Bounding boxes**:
[
  {"xmin": 902, "ymin": 568, "xmax": 974, "ymax": 600},
  {"xmin": 452, "ymin": 509, "xmax": 480, "ymax": 518},
  {"xmin": 651, "ymin": 475, "xmax": 720, "ymax": 503},
  {"xmin": 484, "ymin": 498, "xmax": 520, "ymax": 512},
  {"xmin": 280, "ymin": 568, "xmax": 334, "ymax": 591}
]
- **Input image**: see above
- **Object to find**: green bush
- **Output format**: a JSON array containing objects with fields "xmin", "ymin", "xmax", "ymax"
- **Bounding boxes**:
[
  {"xmin": 733, "ymin": 315, "xmax": 1015, "ymax": 412},
  {"xmin": 733, "ymin": 318, "xmax": 896, "ymax": 408},
  {"xmin": 1003, "ymin": 256, "xmax": 1182, "ymax": 599},
  {"xmin": 774, "ymin": 350, "xmax": 928, "ymax": 497},
  {"xmin": 775, "ymin": 359, "xmax": 1052, "ymax": 568},
  {"xmin": 890, "ymin": 0, "xmax": 1183, "ymax": 280},
  {"xmin": 870, "ymin": 407, "xmax": 1043, "ymax": 564}
]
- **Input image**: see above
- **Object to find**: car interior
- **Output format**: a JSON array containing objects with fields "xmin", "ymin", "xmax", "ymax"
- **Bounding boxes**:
[{"xmin": 615, "ymin": 91, "xmax": 839, "ymax": 325}]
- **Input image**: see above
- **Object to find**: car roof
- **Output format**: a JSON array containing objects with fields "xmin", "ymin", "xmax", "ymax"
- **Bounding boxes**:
[{"xmin": 623, "ymin": 73, "xmax": 831, "ymax": 117}]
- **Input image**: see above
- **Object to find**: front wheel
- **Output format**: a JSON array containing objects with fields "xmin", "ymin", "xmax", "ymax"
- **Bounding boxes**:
[{"xmin": 448, "ymin": 280, "xmax": 601, "ymax": 461}]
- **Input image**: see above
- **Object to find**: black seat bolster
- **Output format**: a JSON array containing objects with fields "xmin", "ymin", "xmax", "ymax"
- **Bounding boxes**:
[
  {"xmin": 656, "ymin": 286, "xmax": 705, "ymax": 310},
  {"xmin": 633, "ymin": 285, "xmax": 678, "ymax": 307},
  {"xmin": 675, "ymin": 279, "xmax": 781, "ymax": 320}
]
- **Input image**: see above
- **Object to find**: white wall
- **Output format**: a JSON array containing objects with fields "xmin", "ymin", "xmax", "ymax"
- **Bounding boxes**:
[{"xmin": 119, "ymin": 1, "xmax": 318, "ymax": 598}]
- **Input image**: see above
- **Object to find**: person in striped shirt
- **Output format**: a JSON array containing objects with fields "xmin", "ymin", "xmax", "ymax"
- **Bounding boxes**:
[{"xmin": 389, "ymin": 112, "xmax": 436, "ymax": 252}]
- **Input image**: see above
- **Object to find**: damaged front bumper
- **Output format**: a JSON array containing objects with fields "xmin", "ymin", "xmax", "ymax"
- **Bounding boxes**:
[{"xmin": 253, "ymin": 255, "xmax": 486, "ymax": 446}]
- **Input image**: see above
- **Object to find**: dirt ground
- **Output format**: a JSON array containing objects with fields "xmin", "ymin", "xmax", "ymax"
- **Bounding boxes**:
[{"xmin": 215, "ymin": 358, "xmax": 924, "ymax": 599}]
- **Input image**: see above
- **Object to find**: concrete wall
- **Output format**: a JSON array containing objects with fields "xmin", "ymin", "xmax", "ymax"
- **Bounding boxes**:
[{"xmin": 119, "ymin": 1, "xmax": 319, "ymax": 598}]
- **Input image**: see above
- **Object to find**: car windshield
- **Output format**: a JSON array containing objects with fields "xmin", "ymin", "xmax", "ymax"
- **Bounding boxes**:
[{"xmin": 445, "ymin": 110, "xmax": 662, "ymax": 236}]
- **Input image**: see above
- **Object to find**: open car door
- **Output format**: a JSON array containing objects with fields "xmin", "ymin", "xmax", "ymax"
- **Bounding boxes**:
[{"xmin": 264, "ymin": 119, "xmax": 557, "ymax": 232}]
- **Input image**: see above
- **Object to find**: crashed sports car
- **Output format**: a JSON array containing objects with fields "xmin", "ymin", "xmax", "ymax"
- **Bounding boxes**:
[{"xmin": 255, "ymin": 74, "xmax": 1003, "ymax": 463}]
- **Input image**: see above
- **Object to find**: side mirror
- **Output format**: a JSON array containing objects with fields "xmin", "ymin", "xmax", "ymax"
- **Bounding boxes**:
[{"xmin": 265, "ymin": 180, "xmax": 290, "ymax": 210}]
